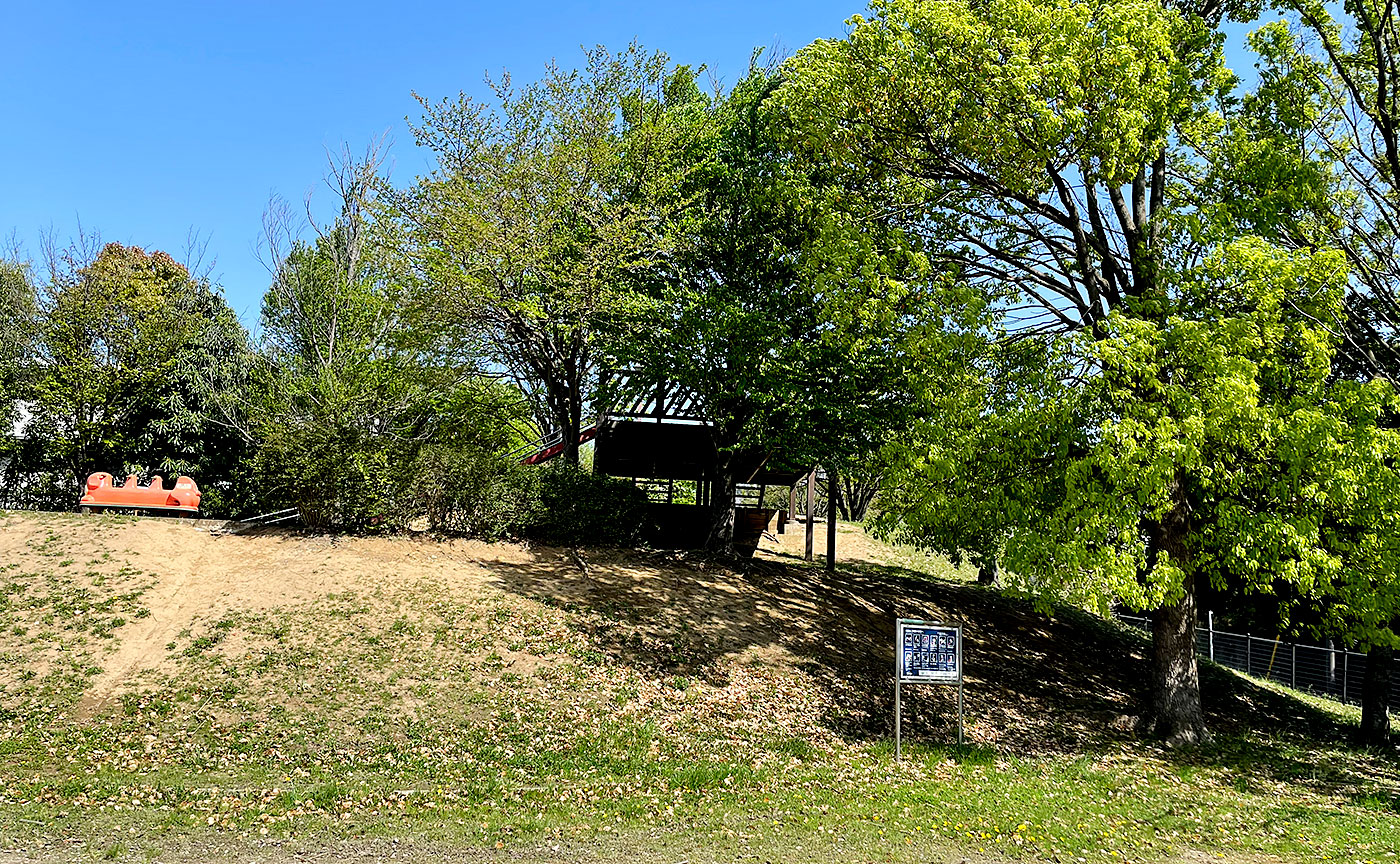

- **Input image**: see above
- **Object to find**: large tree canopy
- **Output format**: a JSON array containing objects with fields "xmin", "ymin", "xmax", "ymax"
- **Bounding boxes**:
[
  {"xmin": 782, "ymin": 0, "xmax": 1385, "ymax": 744},
  {"xmin": 783, "ymin": 0, "xmax": 1226, "ymax": 335},
  {"xmin": 1229, "ymin": 0, "xmax": 1400, "ymax": 742},
  {"xmin": 246, "ymin": 149, "xmax": 525, "ymax": 530},
  {"xmin": 399, "ymin": 44, "xmax": 690, "ymax": 465},
  {"xmin": 617, "ymin": 63, "xmax": 938, "ymax": 549},
  {"xmin": 0, "ymin": 255, "xmax": 38, "ymax": 504},
  {"xmin": 0, "ymin": 256, "xmax": 35, "ymax": 430}
]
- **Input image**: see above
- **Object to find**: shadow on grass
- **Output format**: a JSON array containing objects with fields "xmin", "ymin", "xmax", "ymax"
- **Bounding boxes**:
[
  {"xmin": 469, "ymin": 542, "xmax": 1396, "ymax": 792},
  {"xmin": 1347, "ymin": 789, "xmax": 1400, "ymax": 814}
]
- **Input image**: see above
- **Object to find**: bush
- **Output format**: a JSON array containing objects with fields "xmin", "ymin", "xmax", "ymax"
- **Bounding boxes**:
[
  {"xmin": 523, "ymin": 463, "xmax": 650, "ymax": 546},
  {"xmin": 243, "ymin": 419, "xmax": 398, "ymax": 530},
  {"xmin": 242, "ymin": 409, "xmax": 647, "ymax": 545},
  {"xmin": 395, "ymin": 447, "xmax": 544, "ymax": 539},
  {"xmin": 401, "ymin": 459, "xmax": 648, "ymax": 546}
]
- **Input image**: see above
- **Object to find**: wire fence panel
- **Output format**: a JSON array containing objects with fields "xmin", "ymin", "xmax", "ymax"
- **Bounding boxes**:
[
  {"xmin": 1294, "ymin": 643, "xmax": 1345, "ymax": 701},
  {"xmin": 1252, "ymin": 638, "xmax": 1291, "ymax": 686},
  {"xmin": 1115, "ymin": 612, "xmax": 1398, "ymax": 709},
  {"xmin": 1215, "ymin": 632, "xmax": 1249, "ymax": 677}
]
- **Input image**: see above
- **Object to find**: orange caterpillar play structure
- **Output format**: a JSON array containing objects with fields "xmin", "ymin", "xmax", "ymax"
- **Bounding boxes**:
[{"xmin": 79, "ymin": 473, "xmax": 201, "ymax": 516}]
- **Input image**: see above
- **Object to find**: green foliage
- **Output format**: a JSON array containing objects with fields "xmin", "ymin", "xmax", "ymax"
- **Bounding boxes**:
[
  {"xmin": 1042, "ymin": 240, "xmax": 1360, "ymax": 610},
  {"xmin": 12, "ymin": 242, "xmax": 251, "ymax": 510},
  {"xmin": 782, "ymin": 0, "xmax": 1396, "ymax": 741},
  {"xmin": 874, "ymin": 331, "xmax": 1080, "ymax": 574},
  {"xmin": 246, "ymin": 384, "xmax": 543, "ymax": 535},
  {"xmin": 615, "ymin": 61, "xmax": 936, "ymax": 548},
  {"xmin": 784, "ymin": 0, "xmax": 1218, "ymax": 191},
  {"xmin": 1187, "ymin": 21, "xmax": 1337, "ymax": 247},
  {"xmin": 1158, "ymin": 4, "xmax": 1400, "ymax": 661},
  {"xmin": 881, "ymin": 238, "xmax": 1400, "ymax": 628},
  {"xmin": 0, "ymin": 257, "xmax": 36, "ymax": 464},
  {"xmin": 245, "ymin": 394, "xmax": 397, "ymax": 530},
  {"xmin": 246, "ymin": 214, "xmax": 528, "ymax": 530},
  {"xmin": 401, "ymin": 44, "xmax": 692, "ymax": 464},
  {"xmin": 392, "ymin": 447, "xmax": 544, "ymax": 540},
  {"xmin": 1220, "ymin": 3, "xmax": 1400, "ymax": 394},
  {"xmin": 525, "ymin": 464, "xmax": 650, "ymax": 547}
]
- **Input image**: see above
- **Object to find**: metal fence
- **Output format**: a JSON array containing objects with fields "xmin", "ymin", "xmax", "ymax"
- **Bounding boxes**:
[{"xmin": 1118, "ymin": 613, "xmax": 1400, "ymax": 708}]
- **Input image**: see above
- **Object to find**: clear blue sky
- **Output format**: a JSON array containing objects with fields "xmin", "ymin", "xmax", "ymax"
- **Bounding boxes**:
[
  {"xmin": 1, "ymin": 3, "xmax": 1268, "ymax": 330},
  {"xmin": 0, "ymin": 0, "xmax": 864, "ymax": 326}
]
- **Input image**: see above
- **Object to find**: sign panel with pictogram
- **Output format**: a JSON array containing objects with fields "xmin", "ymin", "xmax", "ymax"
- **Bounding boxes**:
[{"xmin": 894, "ymin": 618, "xmax": 963, "ymax": 755}]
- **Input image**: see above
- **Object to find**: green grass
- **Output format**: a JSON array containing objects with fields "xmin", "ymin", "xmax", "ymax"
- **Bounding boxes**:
[
  {"xmin": 0, "ymin": 518, "xmax": 154, "ymax": 718},
  {"xmin": 1, "ymin": 717, "xmax": 1391, "ymax": 861}
]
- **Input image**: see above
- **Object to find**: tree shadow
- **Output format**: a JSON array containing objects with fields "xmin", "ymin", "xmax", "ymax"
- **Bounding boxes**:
[{"xmin": 476, "ymin": 544, "xmax": 1397, "ymax": 792}]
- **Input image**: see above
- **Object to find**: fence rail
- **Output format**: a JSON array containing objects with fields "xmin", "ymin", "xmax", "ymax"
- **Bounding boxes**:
[{"xmin": 1118, "ymin": 613, "xmax": 1399, "ymax": 708}]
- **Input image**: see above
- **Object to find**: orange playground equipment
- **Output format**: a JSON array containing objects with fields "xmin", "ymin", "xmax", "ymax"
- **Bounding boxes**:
[{"xmin": 79, "ymin": 473, "xmax": 201, "ymax": 516}]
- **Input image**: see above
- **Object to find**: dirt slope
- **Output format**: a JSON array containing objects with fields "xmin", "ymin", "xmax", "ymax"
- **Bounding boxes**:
[
  {"xmin": 0, "ymin": 509, "xmax": 1343, "ymax": 752},
  {"xmin": 0, "ymin": 512, "xmax": 536, "ymax": 710}
]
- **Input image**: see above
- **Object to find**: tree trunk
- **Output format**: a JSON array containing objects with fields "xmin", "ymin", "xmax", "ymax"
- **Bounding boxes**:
[
  {"xmin": 560, "ymin": 419, "xmax": 581, "ymax": 467},
  {"xmin": 1145, "ymin": 477, "xmax": 1208, "ymax": 747},
  {"xmin": 564, "ymin": 387, "xmax": 585, "ymax": 467},
  {"xmin": 704, "ymin": 457, "xmax": 736, "ymax": 553},
  {"xmin": 545, "ymin": 386, "xmax": 582, "ymax": 468},
  {"xmin": 1359, "ymin": 643, "xmax": 1393, "ymax": 746},
  {"xmin": 977, "ymin": 559, "xmax": 999, "ymax": 586},
  {"xmin": 841, "ymin": 476, "xmax": 878, "ymax": 521},
  {"xmin": 1150, "ymin": 570, "xmax": 1206, "ymax": 746}
]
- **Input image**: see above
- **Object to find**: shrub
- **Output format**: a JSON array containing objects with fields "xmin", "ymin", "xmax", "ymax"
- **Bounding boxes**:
[
  {"xmin": 245, "ymin": 420, "xmax": 398, "ymax": 531},
  {"xmin": 524, "ymin": 463, "xmax": 650, "ymax": 546},
  {"xmin": 395, "ymin": 447, "xmax": 543, "ymax": 539},
  {"xmin": 243, "ymin": 413, "xmax": 647, "ymax": 545}
]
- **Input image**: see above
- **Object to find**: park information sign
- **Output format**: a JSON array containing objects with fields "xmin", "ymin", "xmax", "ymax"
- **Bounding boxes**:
[{"xmin": 894, "ymin": 619, "xmax": 963, "ymax": 756}]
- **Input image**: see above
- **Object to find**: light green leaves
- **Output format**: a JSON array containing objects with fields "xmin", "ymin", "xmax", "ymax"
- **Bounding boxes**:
[
  {"xmin": 401, "ymin": 44, "xmax": 695, "ymax": 454},
  {"xmin": 787, "ymin": 0, "xmax": 1194, "ymax": 189},
  {"xmin": 1014, "ymin": 239, "xmax": 1360, "ymax": 609}
]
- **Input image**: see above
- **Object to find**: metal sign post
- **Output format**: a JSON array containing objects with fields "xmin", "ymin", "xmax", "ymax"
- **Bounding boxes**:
[{"xmin": 894, "ymin": 618, "xmax": 963, "ymax": 758}]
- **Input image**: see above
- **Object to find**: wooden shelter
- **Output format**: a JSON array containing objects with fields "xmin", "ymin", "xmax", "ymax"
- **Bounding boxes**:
[{"xmin": 592, "ymin": 381, "xmax": 817, "ymax": 557}]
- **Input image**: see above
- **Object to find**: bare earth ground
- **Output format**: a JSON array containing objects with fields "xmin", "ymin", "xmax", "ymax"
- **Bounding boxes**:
[{"xmin": 0, "ymin": 510, "xmax": 1395, "ymax": 863}]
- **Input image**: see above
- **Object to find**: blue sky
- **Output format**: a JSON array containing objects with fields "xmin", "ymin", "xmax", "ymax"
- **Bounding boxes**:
[
  {"xmin": 0, "ymin": 0, "xmax": 863, "ymax": 325},
  {"xmin": 1, "ymin": 2, "xmax": 1269, "ymax": 330}
]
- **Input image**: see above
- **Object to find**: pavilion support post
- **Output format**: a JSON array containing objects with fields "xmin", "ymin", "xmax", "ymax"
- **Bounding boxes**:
[
  {"xmin": 826, "ymin": 467, "xmax": 837, "ymax": 571},
  {"xmin": 804, "ymin": 468, "xmax": 816, "ymax": 562}
]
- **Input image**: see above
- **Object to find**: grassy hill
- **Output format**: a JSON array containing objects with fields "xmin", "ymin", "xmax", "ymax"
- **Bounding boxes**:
[{"xmin": 0, "ymin": 510, "xmax": 1395, "ymax": 863}]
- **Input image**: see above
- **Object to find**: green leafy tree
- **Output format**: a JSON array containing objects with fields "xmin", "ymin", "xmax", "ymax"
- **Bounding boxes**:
[
  {"xmin": 399, "ymin": 44, "xmax": 689, "ymax": 465},
  {"xmin": 1181, "ymin": 0, "xmax": 1400, "ymax": 744},
  {"xmin": 0, "ymin": 254, "xmax": 38, "ymax": 503},
  {"xmin": 248, "ymin": 147, "xmax": 526, "ymax": 530},
  {"xmin": 0, "ymin": 255, "xmax": 35, "ymax": 423},
  {"xmin": 19, "ymin": 241, "xmax": 251, "ymax": 508},
  {"xmin": 782, "ymin": 0, "xmax": 1364, "ymax": 744},
  {"xmin": 621, "ymin": 63, "xmax": 936, "ymax": 550},
  {"xmin": 873, "ymin": 331, "xmax": 1077, "ymax": 585},
  {"xmin": 1228, "ymin": 0, "xmax": 1400, "ymax": 744},
  {"xmin": 833, "ymin": 455, "xmax": 884, "ymax": 523}
]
